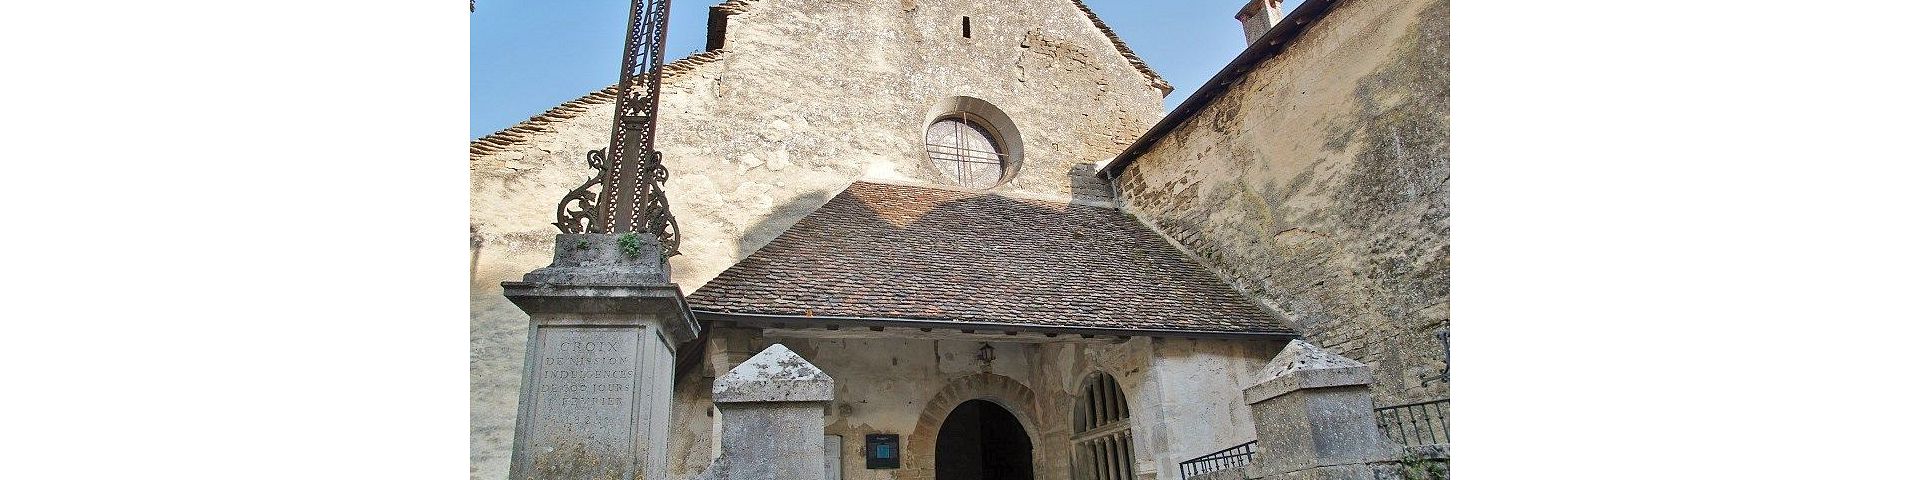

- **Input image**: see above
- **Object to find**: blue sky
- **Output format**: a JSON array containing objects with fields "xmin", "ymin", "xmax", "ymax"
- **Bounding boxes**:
[{"xmin": 471, "ymin": 0, "xmax": 1293, "ymax": 138}]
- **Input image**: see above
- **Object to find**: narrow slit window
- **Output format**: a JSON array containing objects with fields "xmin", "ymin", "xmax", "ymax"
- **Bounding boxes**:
[{"xmin": 962, "ymin": 16, "xmax": 971, "ymax": 38}]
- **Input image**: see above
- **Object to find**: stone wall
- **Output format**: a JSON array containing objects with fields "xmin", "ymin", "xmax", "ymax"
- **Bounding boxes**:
[
  {"xmin": 672, "ymin": 328, "xmax": 1285, "ymax": 480},
  {"xmin": 1136, "ymin": 338, "xmax": 1285, "ymax": 476},
  {"xmin": 471, "ymin": 1, "xmax": 1170, "ymax": 477},
  {"xmin": 1112, "ymin": 0, "xmax": 1450, "ymax": 406}
]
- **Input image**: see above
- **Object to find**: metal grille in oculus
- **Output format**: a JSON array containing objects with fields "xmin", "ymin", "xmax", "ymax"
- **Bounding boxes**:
[{"xmin": 924, "ymin": 114, "xmax": 1006, "ymax": 189}]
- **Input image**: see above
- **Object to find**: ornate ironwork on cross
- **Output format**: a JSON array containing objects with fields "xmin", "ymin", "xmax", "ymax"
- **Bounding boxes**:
[{"xmin": 553, "ymin": 0, "xmax": 681, "ymax": 256}]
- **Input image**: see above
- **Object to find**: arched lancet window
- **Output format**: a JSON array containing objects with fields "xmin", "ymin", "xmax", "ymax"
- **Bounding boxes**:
[
  {"xmin": 924, "ymin": 113, "xmax": 1007, "ymax": 190},
  {"xmin": 1073, "ymin": 372, "xmax": 1135, "ymax": 480}
]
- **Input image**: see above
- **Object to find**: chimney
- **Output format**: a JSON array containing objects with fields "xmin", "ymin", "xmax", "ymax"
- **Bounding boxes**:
[{"xmin": 1235, "ymin": 0, "xmax": 1285, "ymax": 45}]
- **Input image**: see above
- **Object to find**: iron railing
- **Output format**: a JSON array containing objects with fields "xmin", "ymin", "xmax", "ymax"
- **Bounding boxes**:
[
  {"xmin": 1178, "ymin": 440, "xmax": 1257, "ymax": 479},
  {"xmin": 1376, "ymin": 399, "xmax": 1449, "ymax": 446}
]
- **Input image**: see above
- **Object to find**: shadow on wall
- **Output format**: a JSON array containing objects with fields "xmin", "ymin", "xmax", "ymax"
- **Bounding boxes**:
[{"xmin": 732, "ymin": 189, "xmax": 837, "ymax": 262}]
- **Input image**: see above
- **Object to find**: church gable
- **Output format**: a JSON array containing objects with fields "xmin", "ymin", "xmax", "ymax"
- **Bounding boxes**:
[
  {"xmin": 705, "ymin": 0, "xmax": 1168, "ymax": 95},
  {"xmin": 469, "ymin": 51, "xmax": 725, "ymax": 162},
  {"xmin": 1066, "ymin": 0, "xmax": 1173, "ymax": 94}
]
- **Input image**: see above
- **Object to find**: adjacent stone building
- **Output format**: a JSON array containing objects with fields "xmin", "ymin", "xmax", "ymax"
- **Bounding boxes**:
[
  {"xmin": 471, "ymin": 0, "xmax": 1448, "ymax": 478},
  {"xmin": 1104, "ymin": 0, "xmax": 1450, "ymax": 409}
]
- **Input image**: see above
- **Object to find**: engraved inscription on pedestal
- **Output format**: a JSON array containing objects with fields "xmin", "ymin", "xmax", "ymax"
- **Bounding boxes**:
[{"xmin": 524, "ymin": 327, "xmax": 641, "ymax": 480}]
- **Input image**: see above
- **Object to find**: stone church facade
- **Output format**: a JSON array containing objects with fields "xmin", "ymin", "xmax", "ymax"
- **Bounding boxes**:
[{"xmin": 471, "ymin": 0, "xmax": 1448, "ymax": 478}]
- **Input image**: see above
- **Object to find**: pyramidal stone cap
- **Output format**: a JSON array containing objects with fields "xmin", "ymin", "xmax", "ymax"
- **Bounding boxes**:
[
  {"xmin": 1260, "ymin": 339, "xmax": 1368, "ymax": 378},
  {"xmin": 713, "ymin": 344, "xmax": 835, "ymax": 403},
  {"xmin": 1244, "ymin": 340, "xmax": 1374, "ymax": 404}
]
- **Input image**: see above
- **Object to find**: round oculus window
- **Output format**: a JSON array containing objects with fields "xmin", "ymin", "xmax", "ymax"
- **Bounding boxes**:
[{"xmin": 924, "ymin": 115, "xmax": 1006, "ymax": 189}]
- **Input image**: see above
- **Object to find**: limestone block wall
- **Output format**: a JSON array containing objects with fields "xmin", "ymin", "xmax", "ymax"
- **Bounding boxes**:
[
  {"xmin": 671, "ymin": 329, "xmax": 1283, "ymax": 480},
  {"xmin": 1112, "ymin": 0, "xmax": 1451, "ymax": 406},
  {"xmin": 1137, "ymin": 338, "xmax": 1288, "ymax": 476},
  {"xmin": 471, "ymin": 1, "xmax": 1169, "ymax": 478}
]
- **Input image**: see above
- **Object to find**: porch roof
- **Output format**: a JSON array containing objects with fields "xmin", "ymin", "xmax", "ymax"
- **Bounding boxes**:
[{"xmin": 687, "ymin": 181, "xmax": 1295, "ymax": 336}]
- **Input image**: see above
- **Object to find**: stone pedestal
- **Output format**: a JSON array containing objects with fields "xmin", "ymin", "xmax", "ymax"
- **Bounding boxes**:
[
  {"xmin": 503, "ymin": 233, "xmax": 699, "ymax": 480},
  {"xmin": 1242, "ymin": 340, "xmax": 1388, "ymax": 479},
  {"xmin": 709, "ymin": 344, "xmax": 834, "ymax": 480}
]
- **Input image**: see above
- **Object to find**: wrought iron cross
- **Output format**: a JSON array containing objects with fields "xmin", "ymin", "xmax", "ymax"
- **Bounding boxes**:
[{"xmin": 553, "ymin": 0, "xmax": 680, "ymax": 256}]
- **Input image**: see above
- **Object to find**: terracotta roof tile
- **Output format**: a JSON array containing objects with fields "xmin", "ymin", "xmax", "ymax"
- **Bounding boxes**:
[{"xmin": 688, "ymin": 182, "xmax": 1293, "ymax": 334}]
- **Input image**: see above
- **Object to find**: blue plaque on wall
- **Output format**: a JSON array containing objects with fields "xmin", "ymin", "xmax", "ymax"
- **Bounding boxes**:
[{"xmin": 865, "ymin": 433, "xmax": 900, "ymax": 469}]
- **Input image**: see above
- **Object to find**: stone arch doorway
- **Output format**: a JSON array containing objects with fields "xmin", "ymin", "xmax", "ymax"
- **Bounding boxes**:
[
  {"xmin": 936, "ymin": 399, "xmax": 1034, "ymax": 480},
  {"xmin": 903, "ymin": 373, "xmax": 1043, "ymax": 479}
]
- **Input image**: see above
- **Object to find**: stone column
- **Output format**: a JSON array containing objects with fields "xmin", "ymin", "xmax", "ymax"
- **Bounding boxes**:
[
  {"xmin": 708, "ymin": 344, "xmax": 834, "ymax": 480},
  {"xmin": 503, "ymin": 233, "xmax": 700, "ymax": 480},
  {"xmin": 1241, "ymin": 340, "xmax": 1389, "ymax": 479}
]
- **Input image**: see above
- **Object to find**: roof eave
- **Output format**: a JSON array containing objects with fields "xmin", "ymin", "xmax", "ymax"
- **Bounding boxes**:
[{"xmin": 692, "ymin": 309, "xmax": 1300, "ymax": 340}]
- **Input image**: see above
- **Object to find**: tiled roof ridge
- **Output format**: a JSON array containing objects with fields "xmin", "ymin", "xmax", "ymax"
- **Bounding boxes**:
[
  {"xmin": 847, "ymin": 179, "xmax": 1080, "ymax": 208},
  {"xmin": 1068, "ymin": 0, "xmax": 1173, "ymax": 95},
  {"xmin": 469, "ymin": 50, "xmax": 729, "ymax": 159}
]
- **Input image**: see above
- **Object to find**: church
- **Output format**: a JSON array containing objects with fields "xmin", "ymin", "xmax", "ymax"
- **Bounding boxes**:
[{"xmin": 470, "ymin": 0, "xmax": 1449, "ymax": 479}]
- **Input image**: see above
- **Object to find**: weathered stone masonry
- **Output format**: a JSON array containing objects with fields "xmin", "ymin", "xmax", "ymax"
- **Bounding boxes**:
[
  {"xmin": 472, "ymin": 1, "xmax": 1175, "ymax": 478},
  {"xmin": 1111, "ymin": 0, "xmax": 1450, "ymax": 406},
  {"xmin": 473, "ymin": 0, "xmax": 1452, "ymax": 478},
  {"xmin": 672, "ymin": 328, "xmax": 1287, "ymax": 480}
]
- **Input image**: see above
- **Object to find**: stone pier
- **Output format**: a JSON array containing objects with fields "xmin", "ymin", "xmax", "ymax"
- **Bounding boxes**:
[
  {"xmin": 1240, "ymin": 340, "xmax": 1395, "ymax": 480},
  {"xmin": 707, "ymin": 344, "xmax": 834, "ymax": 480},
  {"xmin": 503, "ymin": 233, "xmax": 699, "ymax": 480}
]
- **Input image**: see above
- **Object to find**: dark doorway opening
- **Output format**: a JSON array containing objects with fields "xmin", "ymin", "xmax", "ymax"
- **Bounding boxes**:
[{"xmin": 936, "ymin": 399, "xmax": 1034, "ymax": 480}]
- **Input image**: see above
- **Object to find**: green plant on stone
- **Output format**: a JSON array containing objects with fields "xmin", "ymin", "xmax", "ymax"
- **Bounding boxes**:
[
  {"xmin": 576, "ymin": 240, "xmax": 590, "ymax": 250},
  {"xmin": 1398, "ymin": 452, "xmax": 1447, "ymax": 480},
  {"xmin": 617, "ymin": 233, "xmax": 645, "ymax": 259}
]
